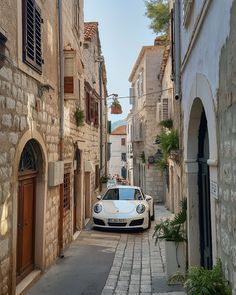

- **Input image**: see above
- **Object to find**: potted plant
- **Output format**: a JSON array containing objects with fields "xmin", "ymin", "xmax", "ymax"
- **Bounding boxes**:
[
  {"xmin": 74, "ymin": 107, "xmax": 85, "ymax": 127},
  {"xmin": 184, "ymin": 260, "xmax": 232, "ymax": 294},
  {"xmin": 111, "ymin": 98, "xmax": 122, "ymax": 114},
  {"xmin": 153, "ymin": 198, "xmax": 187, "ymax": 277}
]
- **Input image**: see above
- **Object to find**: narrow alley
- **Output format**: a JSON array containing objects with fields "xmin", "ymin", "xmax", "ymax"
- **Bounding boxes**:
[{"xmin": 26, "ymin": 206, "xmax": 185, "ymax": 295}]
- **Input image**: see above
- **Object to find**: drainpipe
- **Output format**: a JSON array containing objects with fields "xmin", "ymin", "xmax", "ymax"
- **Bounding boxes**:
[
  {"xmin": 58, "ymin": 0, "xmax": 64, "ymax": 258},
  {"xmin": 174, "ymin": 0, "xmax": 181, "ymax": 100},
  {"xmin": 99, "ymin": 60, "xmax": 103, "ymax": 190}
]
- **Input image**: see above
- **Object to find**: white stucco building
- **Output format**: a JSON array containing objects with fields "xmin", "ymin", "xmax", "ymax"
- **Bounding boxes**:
[{"xmin": 109, "ymin": 125, "xmax": 127, "ymax": 179}]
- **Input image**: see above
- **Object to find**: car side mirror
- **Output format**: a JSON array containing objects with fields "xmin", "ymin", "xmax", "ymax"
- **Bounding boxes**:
[
  {"xmin": 145, "ymin": 195, "xmax": 152, "ymax": 201},
  {"xmin": 96, "ymin": 195, "xmax": 102, "ymax": 200}
]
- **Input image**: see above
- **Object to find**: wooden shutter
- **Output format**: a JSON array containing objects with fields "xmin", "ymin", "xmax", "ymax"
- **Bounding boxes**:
[
  {"xmin": 94, "ymin": 101, "xmax": 99, "ymax": 127},
  {"xmin": 85, "ymin": 91, "xmax": 90, "ymax": 123},
  {"xmin": 22, "ymin": 0, "xmax": 42, "ymax": 73},
  {"xmin": 64, "ymin": 77, "xmax": 74, "ymax": 93},
  {"xmin": 90, "ymin": 96, "xmax": 95, "ymax": 122},
  {"xmin": 35, "ymin": 3, "xmax": 42, "ymax": 68},
  {"xmin": 64, "ymin": 53, "xmax": 75, "ymax": 96},
  {"xmin": 162, "ymin": 98, "xmax": 169, "ymax": 120}
]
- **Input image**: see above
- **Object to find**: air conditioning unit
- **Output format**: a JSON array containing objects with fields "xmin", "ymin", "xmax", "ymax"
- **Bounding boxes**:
[{"xmin": 48, "ymin": 161, "xmax": 64, "ymax": 187}]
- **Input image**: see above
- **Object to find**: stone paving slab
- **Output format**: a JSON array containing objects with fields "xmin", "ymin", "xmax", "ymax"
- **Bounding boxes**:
[{"xmin": 101, "ymin": 205, "xmax": 186, "ymax": 295}]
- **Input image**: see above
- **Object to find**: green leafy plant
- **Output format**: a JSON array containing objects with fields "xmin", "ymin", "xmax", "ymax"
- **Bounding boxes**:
[
  {"xmin": 155, "ymin": 129, "xmax": 179, "ymax": 170},
  {"xmin": 74, "ymin": 107, "xmax": 85, "ymax": 127},
  {"xmin": 144, "ymin": 0, "xmax": 170, "ymax": 35},
  {"xmin": 184, "ymin": 260, "xmax": 232, "ymax": 295},
  {"xmin": 140, "ymin": 151, "xmax": 145, "ymax": 163},
  {"xmin": 100, "ymin": 176, "xmax": 108, "ymax": 183},
  {"xmin": 159, "ymin": 119, "xmax": 173, "ymax": 129},
  {"xmin": 153, "ymin": 198, "xmax": 187, "ymax": 244},
  {"xmin": 159, "ymin": 129, "xmax": 179, "ymax": 154}
]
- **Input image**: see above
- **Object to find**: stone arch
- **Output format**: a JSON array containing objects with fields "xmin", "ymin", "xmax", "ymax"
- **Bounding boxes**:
[
  {"xmin": 184, "ymin": 73, "xmax": 218, "ymax": 267},
  {"xmin": 12, "ymin": 130, "xmax": 48, "ymax": 290}
]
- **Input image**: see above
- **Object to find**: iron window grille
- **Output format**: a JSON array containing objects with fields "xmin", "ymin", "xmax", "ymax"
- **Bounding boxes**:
[{"xmin": 63, "ymin": 165, "xmax": 71, "ymax": 213}]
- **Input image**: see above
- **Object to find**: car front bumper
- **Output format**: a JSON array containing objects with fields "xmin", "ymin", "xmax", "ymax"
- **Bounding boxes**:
[{"xmin": 92, "ymin": 213, "xmax": 149, "ymax": 230}]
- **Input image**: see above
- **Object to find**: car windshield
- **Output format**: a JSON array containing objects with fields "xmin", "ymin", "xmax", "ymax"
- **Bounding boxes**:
[{"xmin": 102, "ymin": 188, "xmax": 144, "ymax": 201}]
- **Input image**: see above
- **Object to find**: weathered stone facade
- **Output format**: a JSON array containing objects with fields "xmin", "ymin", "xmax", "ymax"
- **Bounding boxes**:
[
  {"xmin": 128, "ymin": 45, "xmax": 164, "ymax": 202},
  {"xmin": 217, "ymin": 1, "xmax": 236, "ymax": 290},
  {"xmin": 0, "ymin": 0, "xmax": 108, "ymax": 294}
]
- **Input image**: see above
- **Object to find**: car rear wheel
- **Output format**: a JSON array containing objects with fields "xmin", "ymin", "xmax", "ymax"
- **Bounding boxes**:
[
  {"xmin": 151, "ymin": 206, "xmax": 155, "ymax": 221},
  {"xmin": 147, "ymin": 213, "xmax": 151, "ymax": 229}
]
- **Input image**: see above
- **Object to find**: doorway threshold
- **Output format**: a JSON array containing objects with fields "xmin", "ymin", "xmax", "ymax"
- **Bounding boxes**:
[{"xmin": 16, "ymin": 269, "xmax": 41, "ymax": 295}]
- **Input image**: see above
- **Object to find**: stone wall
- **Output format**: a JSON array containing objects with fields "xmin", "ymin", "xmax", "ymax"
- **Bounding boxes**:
[{"xmin": 218, "ymin": 1, "xmax": 236, "ymax": 291}]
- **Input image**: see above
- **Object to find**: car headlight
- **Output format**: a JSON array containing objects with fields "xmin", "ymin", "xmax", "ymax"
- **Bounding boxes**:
[
  {"xmin": 136, "ymin": 204, "xmax": 145, "ymax": 214},
  {"xmin": 94, "ymin": 204, "xmax": 102, "ymax": 213}
]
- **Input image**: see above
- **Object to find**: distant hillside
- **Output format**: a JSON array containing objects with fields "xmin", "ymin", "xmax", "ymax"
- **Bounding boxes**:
[{"xmin": 111, "ymin": 120, "xmax": 127, "ymax": 131}]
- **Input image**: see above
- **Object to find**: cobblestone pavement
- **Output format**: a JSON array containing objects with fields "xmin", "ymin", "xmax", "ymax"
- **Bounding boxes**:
[
  {"xmin": 101, "ymin": 205, "xmax": 186, "ymax": 295},
  {"xmin": 27, "ymin": 205, "xmax": 186, "ymax": 295}
]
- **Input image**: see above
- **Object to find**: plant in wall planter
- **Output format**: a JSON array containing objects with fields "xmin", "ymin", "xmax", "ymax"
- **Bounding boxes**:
[
  {"xmin": 111, "ymin": 98, "xmax": 122, "ymax": 114},
  {"xmin": 153, "ymin": 198, "xmax": 187, "ymax": 278},
  {"xmin": 74, "ymin": 107, "xmax": 85, "ymax": 127}
]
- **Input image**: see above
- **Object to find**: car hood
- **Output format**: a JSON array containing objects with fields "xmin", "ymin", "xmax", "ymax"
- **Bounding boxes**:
[{"xmin": 101, "ymin": 200, "xmax": 142, "ymax": 214}]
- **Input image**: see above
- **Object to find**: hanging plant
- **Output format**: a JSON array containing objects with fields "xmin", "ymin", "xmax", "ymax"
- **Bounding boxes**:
[
  {"xmin": 74, "ymin": 107, "xmax": 85, "ymax": 127},
  {"xmin": 111, "ymin": 98, "xmax": 122, "ymax": 114},
  {"xmin": 159, "ymin": 119, "xmax": 173, "ymax": 129}
]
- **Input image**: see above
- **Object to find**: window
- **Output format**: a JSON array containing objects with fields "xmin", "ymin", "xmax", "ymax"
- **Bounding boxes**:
[
  {"xmin": 121, "ymin": 138, "xmax": 126, "ymax": 145},
  {"xmin": 63, "ymin": 166, "xmax": 71, "ymax": 213},
  {"xmin": 95, "ymin": 165, "xmax": 99, "ymax": 189},
  {"xmin": 85, "ymin": 82, "xmax": 99, "ymax": 126},
  {"xmin": 121, "ymin": 153, "xmax": 126, "ymax": 161},
  {"xmin": 22, "ymin": 0, "xmax": 42, "ymax": 73},
  {"xmin": 64, "ymin": 50, "xmax": 81, "ymax": 100},
  {"xmin": 73, "ymin": 0, "xmax": 80, "ymax": 37}
]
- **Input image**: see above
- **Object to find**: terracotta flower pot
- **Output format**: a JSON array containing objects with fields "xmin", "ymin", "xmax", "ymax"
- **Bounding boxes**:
[{"xmin": 111, "ymin": 104, "xmax": 122, "ymax": 114}]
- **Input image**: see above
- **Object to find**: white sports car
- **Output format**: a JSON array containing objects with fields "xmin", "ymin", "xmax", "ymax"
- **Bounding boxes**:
[{"xmin": 92, "ymin": 185, "xmax": 154, "ymax": 230}]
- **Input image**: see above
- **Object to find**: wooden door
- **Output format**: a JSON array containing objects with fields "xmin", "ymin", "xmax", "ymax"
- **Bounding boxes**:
[{"xmin": 17, "ymin": 173, "xmax": 36, "ymax": 283}]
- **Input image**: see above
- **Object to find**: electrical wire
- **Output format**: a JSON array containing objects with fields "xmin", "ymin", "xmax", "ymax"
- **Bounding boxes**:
[{"xmin": 106, "ymin": 87, "xmax": 173, "ymax": 100}]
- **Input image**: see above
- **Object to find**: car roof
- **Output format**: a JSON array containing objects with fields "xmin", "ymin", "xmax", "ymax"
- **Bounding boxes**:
[{"xmin": 107, "ymin": 185, "xmax": 141, "ymax": 190}]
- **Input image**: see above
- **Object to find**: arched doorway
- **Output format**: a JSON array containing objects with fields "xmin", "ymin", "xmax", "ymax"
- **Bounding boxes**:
[
  {"xmin": 17, "ymin": 140, "xmax": 38, "ymax": 283},
  {"xmin": 198, "ymin": 110, "xmax": 212, "ymax": 269}
]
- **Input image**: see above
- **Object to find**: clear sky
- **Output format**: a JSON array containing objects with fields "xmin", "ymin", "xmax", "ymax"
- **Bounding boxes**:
[{"xmin": 84, "ymin": 0, "xmax": 156, "ymax": 123}]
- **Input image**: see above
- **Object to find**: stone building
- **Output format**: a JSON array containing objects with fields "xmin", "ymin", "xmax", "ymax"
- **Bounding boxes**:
[
  {"xmin": 108, "ymin": 125, "xmax": 127, "ymax": 179},
  {"xmin": 83, "ymin": 21, "xmax": 108, "ymax": 210},
  {"xmin": 0, "ymin": 1, "xmax": 108, "ymax": 294},
  {"xmin": 172, "ymin": 0, "xmax": 236, "ymax": 291},
  {"xmin": 128, "ymin": 44, "xmax": 165, "ymax": 202}
]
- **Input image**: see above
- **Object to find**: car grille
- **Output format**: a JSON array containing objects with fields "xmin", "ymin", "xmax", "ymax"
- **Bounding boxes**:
[
  {"xmin": 108, "ymin": 222, "xmax": 127, "ymax": 227},
  {"xmin": 130, "ymin": 218, "xmax": 144, "ymax": 226},
  {"xmin": 93, "ymin": 218, "xmax": 105, "ymax": 226}
]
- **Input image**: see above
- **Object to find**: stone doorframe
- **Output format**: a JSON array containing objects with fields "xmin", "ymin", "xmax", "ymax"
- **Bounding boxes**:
[
  {"xmin": 184, "ymin": 74, "xmax": 218, "ymax": 267},
  {"xmin": 11, "ymin": 130, "xmax": 48, "ymax": 291}
]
